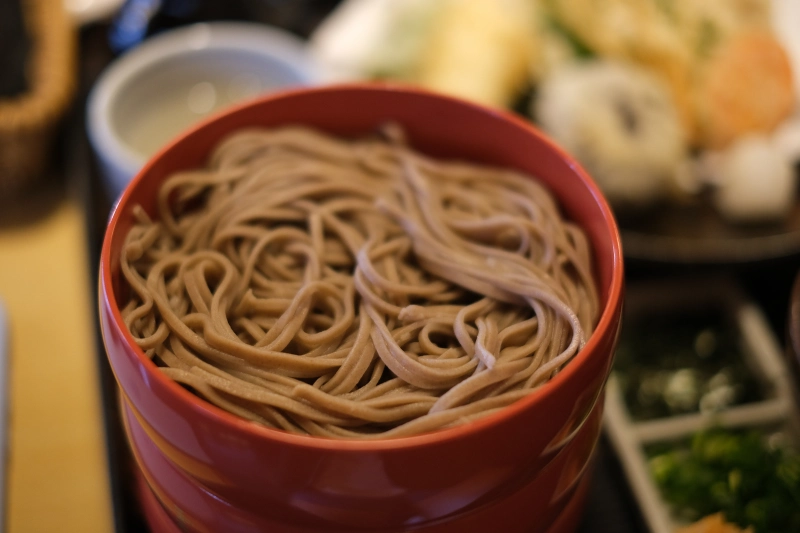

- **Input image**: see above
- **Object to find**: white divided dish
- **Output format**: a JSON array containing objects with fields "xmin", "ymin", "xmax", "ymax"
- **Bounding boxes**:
[
  {"xmin": 604, "ymin": 278, "xmax": 800, "ymax": 533},
  {"xmin": 87, "ymin": 22, "xmax": 321, "ymax": 200}
]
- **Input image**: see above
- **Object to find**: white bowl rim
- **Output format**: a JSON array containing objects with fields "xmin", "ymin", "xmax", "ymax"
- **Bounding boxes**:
[{"xmin": 87, "ymin": 21, "xmax": 319, "ymax": 194}]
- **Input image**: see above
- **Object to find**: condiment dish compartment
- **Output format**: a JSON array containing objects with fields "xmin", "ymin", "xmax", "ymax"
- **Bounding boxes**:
[{"xmin": 604, "ymin": 277, "xmax": 800, "ymax": 533}]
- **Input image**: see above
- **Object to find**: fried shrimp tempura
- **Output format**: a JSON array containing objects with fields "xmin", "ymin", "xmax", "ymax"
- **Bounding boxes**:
[{"xmin": 695, "ymin": 31, "xmax": 796, "ymax": 148}]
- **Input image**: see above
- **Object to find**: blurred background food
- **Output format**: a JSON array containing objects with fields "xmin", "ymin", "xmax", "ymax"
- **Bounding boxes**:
[{"xmin": 312, "ymin": 0, "xmax": 800, "ymax": 225}]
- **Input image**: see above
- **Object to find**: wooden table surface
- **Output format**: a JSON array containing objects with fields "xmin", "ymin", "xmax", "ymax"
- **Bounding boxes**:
[{"xmin": 0, "ymin": 186, "xmax": 113, "ymax": 532}]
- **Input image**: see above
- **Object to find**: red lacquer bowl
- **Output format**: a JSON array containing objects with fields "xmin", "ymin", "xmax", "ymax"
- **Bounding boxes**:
[{"xmin": 99, "ymin": 84, "xmax": 624, "ymax": 533}]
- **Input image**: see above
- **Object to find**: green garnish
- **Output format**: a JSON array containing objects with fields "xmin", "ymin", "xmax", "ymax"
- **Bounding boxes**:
[
  {"xmin": 613, "ymin": 309, "xmax": 764, "ymax": 421},
  {"xmin": 649, "ymin": 429, "xmax": 800, "ymax": 533}
]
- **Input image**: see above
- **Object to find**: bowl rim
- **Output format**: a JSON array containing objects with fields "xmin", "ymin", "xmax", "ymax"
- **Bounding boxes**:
[
  {"xmin": 86, "ymin": 21, "xmax": 319, "ymax": 194},
  {"xmin": 100, "ymin": 83, "xmax": 625, "ymax": 451}
]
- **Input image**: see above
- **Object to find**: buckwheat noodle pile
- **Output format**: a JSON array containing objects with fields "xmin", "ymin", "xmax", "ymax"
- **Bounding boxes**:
[{"xmin": 120, "ymin": 124, "xmax": 599, "ymax": 438}]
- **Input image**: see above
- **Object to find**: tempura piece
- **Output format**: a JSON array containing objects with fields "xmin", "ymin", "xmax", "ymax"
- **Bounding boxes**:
[
  {"xmin": 534, "ymin": 60, "xmax": 688, "ymax": 208},
  {"xmin": 544, "ymin": 0, "xmax": 795, "ymax": 148},
  {"xmin": 670, "ymin": 0, "xmax": 772, "ymax": 49},
  {"xmin": 309, "ymin": 0, "xmax": 441, "ymax": 82},
  {"xmin": 416, "ymin": 0, "xmax": 538, "ymax": 108},
  {"xmin": 545, "ymin": 0, "xmax": 696, "ymax": 134},
  {"xmin": 694, "ymin": 31, "xmax": 796, "ymax": 148}
]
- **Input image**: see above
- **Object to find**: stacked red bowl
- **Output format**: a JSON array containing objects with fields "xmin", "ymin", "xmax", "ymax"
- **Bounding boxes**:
[{"xmin": 99, "ymin": 85, "xmax": 624, "ymax": 533}]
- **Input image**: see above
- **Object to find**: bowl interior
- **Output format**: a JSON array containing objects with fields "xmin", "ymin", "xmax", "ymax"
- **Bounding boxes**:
[{"xmin": 102, "ymin": 84, "xmax": 624, "ymax": 445}]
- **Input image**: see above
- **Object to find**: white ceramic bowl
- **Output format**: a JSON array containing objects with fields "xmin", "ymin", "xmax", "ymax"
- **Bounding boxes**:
[{"xmin": 87, "ymin": 22, "xmax": 319, "ymax": 200}]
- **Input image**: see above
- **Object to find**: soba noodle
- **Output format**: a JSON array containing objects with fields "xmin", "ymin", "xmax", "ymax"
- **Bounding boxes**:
[{"xmin": 120, "ymin": 124, "xmax": 599, "ymax": 438}]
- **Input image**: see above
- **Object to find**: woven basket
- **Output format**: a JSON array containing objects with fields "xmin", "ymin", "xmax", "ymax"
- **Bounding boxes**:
[{"xmin": 0, "ymin": 0, "xmax": 76, "ymax": 199}]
